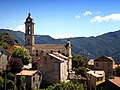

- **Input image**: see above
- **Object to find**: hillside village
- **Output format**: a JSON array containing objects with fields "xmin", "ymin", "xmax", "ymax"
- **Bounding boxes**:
[{"xmin": 0, "ymin": 13, "xmax": 120, "ymax": 90}]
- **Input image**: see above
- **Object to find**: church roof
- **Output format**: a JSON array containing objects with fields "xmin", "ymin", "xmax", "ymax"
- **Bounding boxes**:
[
  {"xmin": 25, "ymin": 13, "xmax": 34, "ymax": 23},
  {"xmin": 48, "ymin": 52, "xmax": 68, "ymax": 62},
  {"xmin": 34, "ymin": 44, "xmax": 66, "ymax": 50}
]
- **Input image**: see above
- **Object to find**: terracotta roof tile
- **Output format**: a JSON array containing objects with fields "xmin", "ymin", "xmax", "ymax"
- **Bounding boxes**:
[
  {"xmin": 49, "ymin": 52, "xmax": 67, "ymax": 62},
  {"xmin": 16, "ymin": 70, "xmax": 38, "ymax": 76},
  {"xmin": 109, "ymin": 77, "xmax": 120, "ymax": 87}
]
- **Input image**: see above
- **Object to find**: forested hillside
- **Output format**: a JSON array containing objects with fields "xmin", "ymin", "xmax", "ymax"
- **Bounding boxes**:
[{"xmin": 0, "ymin": 29, "xmax": 120, "ymax": 63}]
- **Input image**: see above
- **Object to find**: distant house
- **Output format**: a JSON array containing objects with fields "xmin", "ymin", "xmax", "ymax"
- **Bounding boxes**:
[
  {"xmin": 0, "ymin": 47, "xmax": 10, "ymax": 71},
  {"xmin": 93, "ymin": 56, "xmax": 115, "ymax": 76},
  {"xmin": 88, "ymin": 59, "xmax": 94, "ymax": 69},
  {"xmin": 87, "ymin": 70, "xmax": 105, "ymax": 90},
  {"xmin": 16, "ymin": 70, "xmax": 42, "ymax": 90}
]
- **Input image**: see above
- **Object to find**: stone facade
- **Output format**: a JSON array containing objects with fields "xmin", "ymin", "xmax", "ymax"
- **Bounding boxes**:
[
  {"xmin": 24, "ymin": 13, "xmax": 72, "ymax": 84},
  {"xmin": 0, "ymin": 47, "xmax": 10, "ymax": 71},
  {"xmin": 16, "ymin": 70, "xmax": 42, "ymax": 90},
  {"xmin": 93, "ymin": 56, "xmax": 115, "ymax": 76},
  {"xmin": 87, "ymin": 70, "xmax": 105, "ymax": 90}
]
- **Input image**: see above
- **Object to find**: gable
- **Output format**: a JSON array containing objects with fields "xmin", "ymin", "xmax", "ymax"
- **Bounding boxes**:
[{"xmin": 94, "ymin": 56, "xmax": 114, "ymax": 62}]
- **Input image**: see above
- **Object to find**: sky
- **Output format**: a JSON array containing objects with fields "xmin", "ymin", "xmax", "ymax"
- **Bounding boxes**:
[{"xmin": 0, "ymin": 0, "xmax": 120, "ymax": 39}]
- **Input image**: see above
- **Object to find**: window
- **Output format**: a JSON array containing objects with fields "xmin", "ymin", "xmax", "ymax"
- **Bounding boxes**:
[
  {"xmin": 36, "ymin": 53, "xmax": 38, "ymax": 56},
  {"xmin": 96, "ymin": 63, "xmax": 99, "ymax": 67},
  {"xmin": 44, "ymin": 57, "xmax": 47, "ymax": 60},
  {"xmin": 58, "ymin": 50, "xmax": 60, "ymax": 53},
  {"xmin": 28, "ymin": 26, "xmax": 31, "ymax": 34},
  {"xmin": 41, "ymin": 51, "xmax": 43, "ymax": 53},
  {"xmin": 33, "ymin": 77, "xmax": 35, "ymax": 82},
  {"xmin": 108, "ymin": 63, "xmax": 110, "ymax": 67},
  {"xmin": 28, "ymin": 39, "xmax": 30, "ymax": 44},
  {"xmin": 32, "ymin": 62, "xmax": 37, "ymax": 69},
  {"xmin": 62, "ymin": 53, "xmax": 65, "ymax": 55},
  {"xmin": 97, "ymin": 78, "xmax": 99, "ymax": 81},
  {"xmin": 39, "ymin": 76, "xmax": 41, "ymax": 81},
  {"xmin": 51, "ymin": 50, "xmax": 53, "ymax": 53}
]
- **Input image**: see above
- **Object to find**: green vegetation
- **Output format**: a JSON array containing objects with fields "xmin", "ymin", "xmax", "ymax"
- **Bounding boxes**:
[
  {"xmin": 0, "ymin": 72, "xmax": 15, "ymax": 89},
  {"xmin": 0, "ymin": 76, "xmax": 4, "ymax": 89},
  {"xmin": 0, "ymin": 32, "xmax": 19, "ymax": 49},
  {"xmin": 16, "ymin": 76, "xmax": 26, "ymax": 90},
  {"xmin": 9, "ymin": 58, "xmax": 23, "ymax": 74},
  {"xmin": 11, "ymin": 47, "xmax": 31, "ymax": 65},
  {"xmin": 72, "ymin": 55, "xmax": 88, "ymax": 77},
  {"xmin": 45, "ymin": 81, "xmax": 86, "ymax": 90},
  {"xmin": 0, "ymin": 41, "xmax": 8, "ymax": 49}
]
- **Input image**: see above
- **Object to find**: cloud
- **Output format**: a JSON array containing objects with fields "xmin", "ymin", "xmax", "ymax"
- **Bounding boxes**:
[
  {"xmin": 83, "ymin": 11, "xmax": 92, "ymax": 16},
  {"xmin": 91, "ymin": 13, "xmax": 120, "ymax": 22},
  {"xmin": 49, "ymin": 33, "xmax": 75, "ymax": 39},
  {"xmin": 75, "ymin": 13, "xmax": 80, "ymax": 19},
  {"xmin": 14, "ymin": 24, "xmax": 25, "ymax": 32},
  {"xmin": 8, "ymin": 19, "xmax": 17, "ymax": 23}
]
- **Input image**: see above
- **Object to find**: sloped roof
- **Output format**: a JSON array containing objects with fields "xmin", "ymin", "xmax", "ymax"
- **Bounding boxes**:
[
  {"xmin": 94, "ymin": 56, "xmax": 114, "ymax": 62},
  {"xmin": 34, "ymin": 44, "xmax": 66, "ymax": 50},
  {"xmin": 0, "ymin": 47, "xmax": 11, "ymax": 56},
  {"xmin": 88, "ymin": 59, "xmax": 94, "ymax": 65},
  {"xmin": 16, "ymin": 70, "xmax": 38, "ymax": 76},
  {"xmin": 87, "ymin": 70, "xmax": 105, "ymax": 77},
  {"xmin": 109, "ymin": 77, "xmax": 120, "ymax": 87},
  {"xmin": 48, "ymin": 52, "xmax": 68, "ymax": 62}
]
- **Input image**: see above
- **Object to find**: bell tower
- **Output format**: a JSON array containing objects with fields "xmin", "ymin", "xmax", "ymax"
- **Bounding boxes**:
[{"xmin": 25, "ymin": 13, "xmax": 34, "ymax": 55}]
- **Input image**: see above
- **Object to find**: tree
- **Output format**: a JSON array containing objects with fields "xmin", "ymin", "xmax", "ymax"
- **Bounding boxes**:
[
  {"xmin": 46, "ymin": 81, "xmax": 86, "ymax": 90},
  {"xmin": 72, "ymin": 55, "xmax": 88, "ymax": 68},
  {"xmin": 11, "ymin": 47, "xmax": 31, "ymax": 65},
  {"xmin": 16, "ymin": 76, "xmax": 26, "ymax": 90},
  {"xmin": 0, "ymin": 41, "xmax": 9, "ymax": 49},
  {"xmin": 75, "ymin": 67, "xmax": 87, "ymax": 77},
  {"xmin": 9, "ymin": 58, "xmax": 23, "ymax": 74},
  {"xmin": 115, "ymin": 66, "xmax": 120, "ymax": 76},
  {"xmin": 0, "ymin": 76, "xmax": 4, "ymax": 89},
  {"xmin": 72, "ymin": 55, "xmax": 88, "ymax": 77}
]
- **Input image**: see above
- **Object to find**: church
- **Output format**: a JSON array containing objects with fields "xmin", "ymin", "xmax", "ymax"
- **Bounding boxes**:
[{"xmin": 24, "ymin": 13, "xmax": 72, "ymax": 84}]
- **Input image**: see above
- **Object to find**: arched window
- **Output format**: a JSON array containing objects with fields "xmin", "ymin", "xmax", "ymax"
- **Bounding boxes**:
[
  {"xmin": 28, "ymin": 39, "xmax": 30, "ymax": 44},
  {"xmin": 28, "ymin": 26, "xmax": 31, "ymax": 34}
]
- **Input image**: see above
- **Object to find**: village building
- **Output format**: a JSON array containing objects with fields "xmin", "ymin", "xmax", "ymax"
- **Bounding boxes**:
[
  {"xmin": 16, "ymin": 70, "xmax": 42, "ymax": 90},
  {"xmin": 87, "ymin": 70, "xmax": 105, "ymax": 90},
  {"xmin": 88, "ymin": 56, "xmax": 115, "ymax": 77},
  {"xmin": 24, "ymin": 13, "xmax": 72, "ymax": 84},
  {"xmin": 0, "ymin": 47, "xmax": 11, "ymax": 71}
]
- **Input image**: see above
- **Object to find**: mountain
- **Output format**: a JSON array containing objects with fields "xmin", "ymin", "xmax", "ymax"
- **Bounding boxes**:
[
  {"xmin": 0, "ymin": 29, "xmax": 120, "ymax": 63},
  {"xmin": 0, "ymin": 31, "xmax": 20, "ymax": 53}
]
